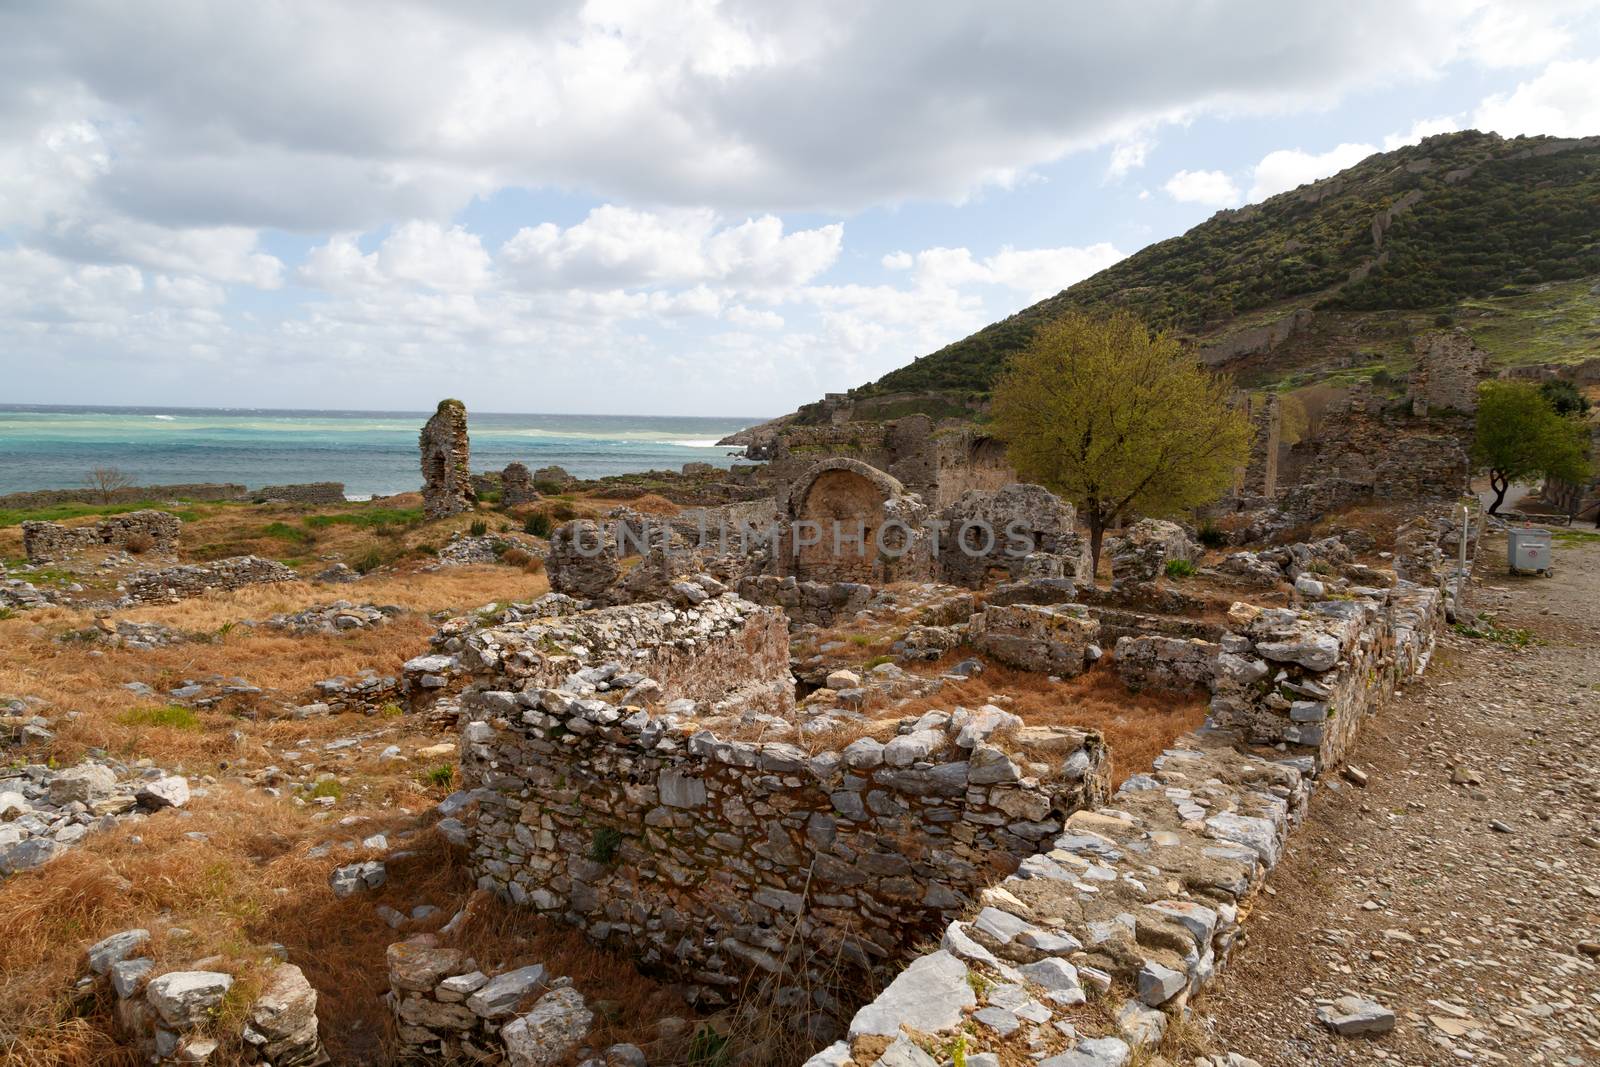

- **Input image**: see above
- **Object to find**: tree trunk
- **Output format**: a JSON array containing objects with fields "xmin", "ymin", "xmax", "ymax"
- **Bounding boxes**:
[
  {"xmin": 1087, "ymin": 512, "xmax": 1105, "ymax": 588},
  {"xmin": 1487, "ymin": 470, "xmax": 1508, "ymax": 515}
]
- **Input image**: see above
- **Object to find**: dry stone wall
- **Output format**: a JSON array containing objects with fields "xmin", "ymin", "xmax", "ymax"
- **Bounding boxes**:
[
  {"xmin": 123, "ymin": 556, "xmax": 297, "ymax": 603},
  {"xmin": 1210, "ymin": 581, "xmax": 1443, "ymax": 770},
  {"xmin": 812, "ymin": 529, "xmax": 1456, "ymax": 1067},
  {"xmin": 249, "ymin": 482, "xmax": 346, "ymax": 504},
  {"xmin": 445, "ymin": 594, "xmax": 1112, "ymax": 1009},
  {"xmin": 22, "ymin": 510, "xmax": 182, "ymax": 562}
]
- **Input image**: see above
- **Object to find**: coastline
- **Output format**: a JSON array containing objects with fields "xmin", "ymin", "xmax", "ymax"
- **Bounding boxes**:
[{"xmin": 0, "ymin": 404, "xmax": 763, "ymax": 499}]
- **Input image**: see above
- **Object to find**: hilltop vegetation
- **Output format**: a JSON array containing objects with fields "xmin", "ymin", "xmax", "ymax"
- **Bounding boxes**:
[{"xmin": 855, "ymin": 130, "xmax": 1600, "ymax": 402}]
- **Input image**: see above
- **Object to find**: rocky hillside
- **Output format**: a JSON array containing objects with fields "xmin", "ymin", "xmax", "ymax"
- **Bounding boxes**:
[{"xmin": 840, "ymin": 130, "xmax": 1600, "ymax": 411}]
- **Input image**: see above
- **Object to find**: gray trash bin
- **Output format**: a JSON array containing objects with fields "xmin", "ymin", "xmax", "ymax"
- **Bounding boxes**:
[{"xmin": 1507, "ymin": 528, "xmax": 1552, "ymax": 575}]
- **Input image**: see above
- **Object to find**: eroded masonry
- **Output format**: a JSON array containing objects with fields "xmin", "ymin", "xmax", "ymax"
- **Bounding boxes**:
[{"xmin": 412, "ymin": 430, "xmax": 1478, "ymax": 1064}]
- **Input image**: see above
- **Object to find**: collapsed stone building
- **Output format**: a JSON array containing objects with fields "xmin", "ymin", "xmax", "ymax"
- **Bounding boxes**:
[
  {"xmin": 424, "ymin": 426, "xmax": 1474, "ymax": 1063},
  {"xmin": 421, "ymin": 399, "xmax": 476, "ymax": 518},
  {"xmin": 22, "ymin": 509, "xmax": 182, "ymax": 562}
]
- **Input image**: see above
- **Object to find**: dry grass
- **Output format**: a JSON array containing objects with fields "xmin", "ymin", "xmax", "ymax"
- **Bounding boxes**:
[{"xmin": 885, "ymin": 657, "xmax": 1210, "ymax": 787}]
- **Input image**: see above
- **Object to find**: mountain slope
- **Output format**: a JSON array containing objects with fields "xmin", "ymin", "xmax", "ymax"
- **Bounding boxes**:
[{"xmin": 855, "ymin": 130, "xmax": 1600, "ymax": 403}]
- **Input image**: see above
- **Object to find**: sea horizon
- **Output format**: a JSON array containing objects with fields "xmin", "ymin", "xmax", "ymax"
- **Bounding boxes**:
[{"xmin": 0, "ymin": 403, "xmax": 767, "ymax": 499}]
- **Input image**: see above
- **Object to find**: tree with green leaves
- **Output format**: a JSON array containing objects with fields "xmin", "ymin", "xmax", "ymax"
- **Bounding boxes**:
[
  {"xmin": 1472, "ymin": 380, "xmax": 1591, "ymax": 515},
  {"xmin": 990, "ymin": 310, "xmax": 1251, "ymax": 581}
]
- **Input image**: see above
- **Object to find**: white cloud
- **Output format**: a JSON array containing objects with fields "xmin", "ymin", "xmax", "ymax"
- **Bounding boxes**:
[
  {"xmin": 299, "ymin": 222, "xmax": 491, "ymax": 293},
  {"xmin": 910, "ymin": 243, "xmax": 1127, "ymax": 302},
  {"xmin": 1382, "ymin": 115, "xmax": 1462, "ymax": 150},
  {"xmin": 726, "ymin": 305, "xmax": 785, "ymax": 329},
  {"xmin": 1247, "ymin": 142, "xmax": 1375, "ymax": 201},
  {"xmin": 2, "ymin": 1, "xmax": 1588, "ymax": 228},
  {"xmin": 1475, "ymin": 58, "xmax": 1600, "ymax": 137},
  {"xmin": 501, "ymin": 207, "xmax": 841, "ymax": 290},
  {"xmin": 1163, "ymin": 169, "xmax": 1241, "ymax": 207},
  {"xmin": 881, "ymin": 251, "xmax": 913, "ymax": 271},
  {"xmin": 1106, "ymin": 135, "xmax": 1153, "ymax": 179}
]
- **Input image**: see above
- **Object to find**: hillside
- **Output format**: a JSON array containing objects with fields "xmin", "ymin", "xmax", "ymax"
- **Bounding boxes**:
[{"xmin": 848, "ymin": 130, "xmax": 1600, "ymax": 407}]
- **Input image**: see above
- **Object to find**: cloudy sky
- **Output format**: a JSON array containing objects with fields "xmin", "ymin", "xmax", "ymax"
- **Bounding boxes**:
[{"xmin": 2, "ymin": 1, "xmax": 1597, "ymax": 416}]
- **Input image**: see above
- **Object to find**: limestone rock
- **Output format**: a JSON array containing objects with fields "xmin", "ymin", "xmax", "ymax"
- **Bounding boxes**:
[
  {"xmin": 848, "ymin": 950, "xmax": 973, "ymax": 1037},
  {"xmin": 88, "ymin": 929, "xmax": 151, "ymax": 975},
  {"xmin": 502, "ymin": 986, "xmax": 594, "ymax": 1067},
  {"xmin": 1317, "ymin": 995, "xmax": 1396, "ymax": 1036},
  {"xmin": 146, "ymin": 971, "xmax": 233, "ymax": 1030},
  {"xmin": 136, "ymin": 775, "xmax": 190, "ymax": 810},
  {"xmin": 467, "ymin": 964, "xmax": 548, "ymax": 1018},
  {"xmin": 244, "ymin": 963, "xmax": 322, "ymax": 1065}
]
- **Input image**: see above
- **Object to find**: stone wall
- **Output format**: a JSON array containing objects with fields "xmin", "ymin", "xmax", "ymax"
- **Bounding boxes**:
[
  {"xmin": 22, "ymin": 510, "xmax": 182, "ymax": 562},
  {"xmin": 250, "ymin": 482, "xmax": 347, "ymax": 504},
  {"xmin": 967, "ymin": 603, "xmax": 1100, "ymax": 677},
  {"xmin": 0, "ymin": 484, "xmax": 245, "ymax": 509},
  {"xmin": 1239, "ymin": 392, "xmax": 1281, "ymax": 498},
  {"xmin": 810, "ymin": 527, "xmax": 1456, "ymax": 1067},
  {"xmin": 81, "ymin": 927, "xmax": 323, "ymax": 1067},
  {"xmin": 1113, "ymin": 635, "xmax": 1221, "ymax": 695},
  {"xmin": 935, "ymin": 484, "xmax": 1082, "ymax": 588},
  {"xmin": 421, "ymin": 399, "xmax": 476, "ymax": 519},
  {"xmin": 1409, "ymin": 328, "xmax": 1488, "ymax": 416},
  {"xmin": 456, "ymin": 695, "xmax": 1108, "ymax": 1009},
  {"xmin": 736, "ymin": 575, "xmax": 874, "ymax": 628},
  {"xmin": 123, "ymin": 555, "xmax": 298, "ymax": 603},
  {"xmin": 445, "ymin": 593, "xmax": 1111, "ymax": 1010},
  {"xmin": 501, "ymin": 463, "xmax": 538, "ymax": 506},
  {"xmin": 1280, "ymin": 384, "xmax": 1470, "ymax": 502},
  {"xmin": 387, "ymin": 938, "xmax": 597, "ymax": 1064},
  {"xmin": 1209, "ymin": 582, "xmax": 1443, "ymax": 769}
]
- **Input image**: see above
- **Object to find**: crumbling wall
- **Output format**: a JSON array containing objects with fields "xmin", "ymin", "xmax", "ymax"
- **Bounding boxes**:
[
  {"xmin": 1209, "ymin": 582, "xmax": 1443, "ymax": 768},
  {"xmin": 968, "ymin": 603, "xmax": 1100, "ymax": 676},
  {"xmin": 457, "ymin": 700, "xmax": 1108, "ymax": 1008},
  {"xmin": 420, "ymin": 399, "xmax": 475, "ymax": 518},
  {"xmin": 1106, "ymin": 519, "xmax": 1197, "ymax": 586},
  {"xmin": 812, "ymin": 526, "xmax": 1456, "ymax": 1067},
  {"xmin": 736, "ymin": 575, "xmax": 874, "ymax": 628},
  {"xmin": 1409, "ymin": 329, "xmax": 1488, "ymax": 416},
  {"xmin": 1113, "ymin": 635, "xmax": 1220, "ymax": 695},
  {"xmin": 250, "ymin": 482, "xmax": 346, "ymax": 504},
  {"xmin": 123, "ymin": 555, "xmax": 297, "ymax": 603},
  {"xmin": 22, "ymin": 510, "xmax": 182, "ymax": 562},
  {"xmin": 500, "ymin": 463, "xmax": 538, "ymax": 506},
  {"xmin": 935, "ymin": 484, "xmax": 1083, "ymax": 588},
  {"xmin": 780, "ymin": 458, "xmax": 931, "ymax": 585}
]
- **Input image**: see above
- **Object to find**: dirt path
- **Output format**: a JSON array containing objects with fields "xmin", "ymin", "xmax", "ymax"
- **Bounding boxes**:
[{"xmin": 1195, "ymin": 531, "xmax": 1600, "ymax": 1066}]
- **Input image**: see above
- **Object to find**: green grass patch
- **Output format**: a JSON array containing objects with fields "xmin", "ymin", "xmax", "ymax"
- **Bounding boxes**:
[
  {"xmin": 117, "ymin": 705, "xmax": 201, "ymax": 730},
  {"xmin": 1164, "ymin": 558, "xmax": 1198, "ymax": 579},
  {"xmin": 309, "ymin": 779, "xmax": 344, "ymax": 800},
  {"xmin": 0, "ymin": 502, "xmax": 204, "ymax": 527},
  {"xmin": 261, "ymin": 521, "xmax": 314, "ymax": 544},
  {"xmin": 1552, "ymin": 528, "xmax": 1600, "ymax": 544},
  {"xmin": 1453, "ymin": 614, "xmax": 1538, "ymax": 648},
  {"xmin": 303, "ymin": 507, "xmax": 424, "ymax": 530},
  {"xmin": 423, "ymin": 764, "xmax": 455, "ymax": 788}
]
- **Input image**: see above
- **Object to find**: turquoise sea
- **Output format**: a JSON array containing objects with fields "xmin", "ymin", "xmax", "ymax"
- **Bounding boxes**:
[{"xmin": 0, "ymin": 405, "xmax": 761, "ymax": 499}]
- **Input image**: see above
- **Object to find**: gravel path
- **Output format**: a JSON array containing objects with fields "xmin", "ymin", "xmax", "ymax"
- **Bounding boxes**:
[{"xmin": 1196, "ymin": 531, "xmax": 1600, "ymax": 1066}]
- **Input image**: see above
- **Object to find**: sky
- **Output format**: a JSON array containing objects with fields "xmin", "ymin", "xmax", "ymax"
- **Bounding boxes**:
[{"xmin": 1, "ymin": 1, "xmax": 1598, "ymax": 417}]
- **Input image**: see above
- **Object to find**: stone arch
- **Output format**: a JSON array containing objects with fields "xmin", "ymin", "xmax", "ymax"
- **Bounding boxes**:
[{"xmin": 786, "ymin": 458, "xmax": 905, "ymax": 583}]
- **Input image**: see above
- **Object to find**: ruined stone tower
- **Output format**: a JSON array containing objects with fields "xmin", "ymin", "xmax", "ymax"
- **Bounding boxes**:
[{"xmin": 419, "ymin": 399, "xmax": 475, "ymax": 518}]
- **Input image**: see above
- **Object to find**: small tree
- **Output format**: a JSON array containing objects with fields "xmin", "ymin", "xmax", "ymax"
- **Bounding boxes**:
[
  {"xmin": 1472, "ymin": 380, "xmax": 1590, "ymax": 515},
  {"xmin": 990, "ymin": 310, "xmax": 1251, "ymax": 580},
  {"xmin": 86, "ymin": 466, "xmax": 134, "ymax": 504}
]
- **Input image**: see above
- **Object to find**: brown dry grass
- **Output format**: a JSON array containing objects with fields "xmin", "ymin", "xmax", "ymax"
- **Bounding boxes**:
[{"xmin": 886, "ymin": 657, "xmax": 1209, "ymax": 787}]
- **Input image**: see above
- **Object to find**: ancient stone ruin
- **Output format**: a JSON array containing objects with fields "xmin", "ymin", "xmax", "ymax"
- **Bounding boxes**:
[
  {"xmin": 122, "ymin": 555, "xmax": 297, "ymax": 603},
  {"xmin": 500, "ymin": 462, "xmax": 538, "ymax": 506},
  {"xmin": 22, "ymin": 509, "xmax": 182, "ymax": 563},
  {"xmin": 420, "ymin": 399, "xmax": 476, "ymax": 518}
]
